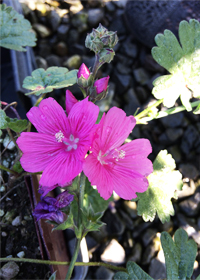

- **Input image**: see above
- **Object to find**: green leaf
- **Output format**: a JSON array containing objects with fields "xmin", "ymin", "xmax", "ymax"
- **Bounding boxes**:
[
  {"xmin": 5, "ymin": 117, "xmax": 28, "ymax": 132},
  {"xmin": 151, "ymin": 19, "xmax": 200, "ymax": 111},
  {"xmin": 136, "ymin": 150, "xmax": 183, "ymax": 223},
  {"xmin": 0, "ymin": 109, "xmax": 8, "ymax": 129},
  {"xmin": 161, "ymin": 228, "xmax": 197, "ymax": 280},
  {"xmin": 0, "ymin": 4, "xmax": 36, "ymax": 51},
  {"xmin": 193, "ymin": 102, "xmax": 200, "ymax": 114},
  {"xmin": 196, "ymin": 275, "xmax": 200, "ymax": 280},
  {"xmin": 23, "ymin": 67, "xmax": 78, "ymax": 96},
  {"xmin": 48, "ymin": 271, "xmax": 57, "ymax": 280},
  {"xmin": 114, "ymin": 261, "xmax": 153, "ymax": 280},
  {"xmin": 84, "ymin": 178, "xmax": 112, "ymax": 213}
]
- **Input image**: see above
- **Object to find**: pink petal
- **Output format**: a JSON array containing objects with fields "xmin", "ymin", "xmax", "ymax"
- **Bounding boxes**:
[
  {"xmin": 27, "ymin": 97, "xmax": 70, "ymax": 135},
  {"xmin": 91, "ymin": 107, "xmax": 136, "ymax": 154},
  {"xmin": 65, "ymin": 90, "xmax": 78, "ymax": 115},
  {"xmin": 83, "ymin": 154, "xmax": 114, "ymax": 200},
  {"xmin": 40, "ymin": 153, "xmax": 83, "ymax": 187},
  {"xmin": 17, "ymin": 132, "xmax": 62, "ymax": 172},
  {"xmin": 68, "ymin": 97, "xmax": 99, "ymax": 137}
]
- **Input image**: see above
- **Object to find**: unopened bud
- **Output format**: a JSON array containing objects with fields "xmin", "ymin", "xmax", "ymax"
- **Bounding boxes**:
[
  {"xmin": 77, "ymin": 63, "xmax": 93, "ymax": 88},
  {"xmin": 85, "ymin": 23, "xmax": 118, "ymax": 53},
  {"xmin": 94, "ymin": 76, "xmax": 109, "ymax": 94}
]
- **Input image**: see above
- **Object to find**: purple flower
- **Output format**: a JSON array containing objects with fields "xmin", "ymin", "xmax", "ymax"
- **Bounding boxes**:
[
  {"xmin": 33, "ymin": 191, "xmax": 74, "ymax": 224},
  {"xmin": 94, "ymin": 76, "xmax": 109, "ymax": 94},
  {"xmin": 77, "ymin": 63, "xmax": 90, "ymax": 79},
  {"xmin": 55, "ymin": 190, "xmax": 74, "ymax": 208}
]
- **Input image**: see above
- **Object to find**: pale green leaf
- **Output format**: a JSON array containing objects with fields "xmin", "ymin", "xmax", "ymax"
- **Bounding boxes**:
[
  {"xmin": 114, "ymin": 261, "xmax": 153, "ymax": 280},
  {"xmin": 151, "ymin": 19, "xmax": 200, "ymax": 111},
  {"xmin": 23, "ymin": 67, "xmax": 78, "ymax": 96},
  {"xmin": 196, "ymin": 275, "xmax": 200, "ymax": 280},
  {"xmin": 0, "ymin": 4, "xmax": 36, "ymax": 51},
  {"xmin": 136, "ymin": 150, "xmax": 183, "ymax": 223},
  {"xmin": 161, "ymin": 228, "xmax": 197, "ymax": 280},
  {"xmin": 0, "ymin": 109, "xmax": 8, "ymax": 129}
]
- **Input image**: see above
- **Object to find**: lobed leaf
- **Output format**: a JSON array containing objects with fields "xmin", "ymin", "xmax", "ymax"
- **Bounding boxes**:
[
  {"xmin": 114, "ymin": 261, "xmax": 153, "ymax": 280},
  {"xmin": 23, "ymin": 67, "xmax": 78, "ymax": 96},
  {"xmin": 5, "ymin": 117, "xmax": 28, "ymax": 132},
  {"xmin": 136, "ymin": 150, "xmax": 183, "ymax": 223},
  {"xmin": 0, "ymin": 109, "xmax": 8, "ymax": 129},
  {"xmin": 161, "ymin": 228, "xmax": 197, "ymax": 280},
  {"xmin": 0, "ymin": 4, "xmax": 36, "ymax": 51},
  {"xmin": 151, "ymin": 19, "xmax": 200, "ymax": 111}
]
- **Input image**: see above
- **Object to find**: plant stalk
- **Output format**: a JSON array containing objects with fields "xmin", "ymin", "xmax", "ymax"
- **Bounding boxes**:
[
  {"xmin": 0, "ymin": 258, "xmax": 127, "ymax": 272},
  {"xmin": 0, "ymin": 164, "xmax": 18, "ymax": 176},
  {"xmin": 135, "ymin": 98, "xmax": 164, "ymax": 120},
  {"xmin": 65, "ymin": 238, "xmax": 81, "ymax": 280}
]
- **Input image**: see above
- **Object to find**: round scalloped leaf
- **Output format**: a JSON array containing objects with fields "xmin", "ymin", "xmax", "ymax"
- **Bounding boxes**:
[
  {"xmin": 135, "ymin": 150, "xmax": 183, "ymax": 224},
  {"xmin": 151, "ymin": 19, "xmax": 200, "ymax": 111},
  {"xmin": 0, "ymin": 4, "xmax": 36, "ymax": 51},
  {"xmin": 23, "ymin": 67, "xmax": 78, "ymax": 96}
]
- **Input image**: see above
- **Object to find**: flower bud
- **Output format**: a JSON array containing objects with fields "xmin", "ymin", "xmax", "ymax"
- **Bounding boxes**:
[
  {"xmin": 77, "ymin": 63, "xmax": 93, "ymax": 88},
  {"xmin": 99, "ymin": 48, "xmax": 115, "ymax": 64},
  {"xmin": 77, "ymin": 63, "xmax": 90, "ymax": 79},
  {"xmin": 94, "ymin": 76, "xmax": 109, "ymax": 94},
  {"xmin": 85, "ymin": 23, "xmax": 118, "ymax": 53}
]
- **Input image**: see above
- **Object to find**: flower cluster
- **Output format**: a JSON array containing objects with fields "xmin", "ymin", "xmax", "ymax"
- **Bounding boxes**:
[
  {"xmin": 33, "ymin": 190, "xmax": 74, "ymax": 224},
  {"xmin": 17, "ymin": 87, "xmax": 153, "ymax": 201}
]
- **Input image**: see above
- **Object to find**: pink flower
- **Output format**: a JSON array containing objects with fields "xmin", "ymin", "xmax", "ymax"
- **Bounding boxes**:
[
  {"xmin": 83, "ymin": 107, "xmax": 153, "ymax": 200},
  {"xmin": 17, "ymin": 91, "xmax": 99, "ymax": 189},
  {"xmin": 77, "ymin": 63, "xmax": 90, "ymax": 79},
  {"xmin": 94, "ymin": 76, "xmax": 109, "ymax": 94}
]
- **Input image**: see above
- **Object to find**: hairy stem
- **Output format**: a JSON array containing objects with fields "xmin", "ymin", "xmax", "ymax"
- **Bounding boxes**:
[
  {"xmin": 65, "ymin": 238, "xmax": 81, "ymax": 280},
  {"xmin": 137, "ymin": 100, "xmax": 200, "ymax": 123},
  {"xmin": 0, "ymin": 258, "xmax": 127, "ymax": 272},
  {"xmin": 135, "ymin": 98, "xmax": 164, "ymax": 120}
]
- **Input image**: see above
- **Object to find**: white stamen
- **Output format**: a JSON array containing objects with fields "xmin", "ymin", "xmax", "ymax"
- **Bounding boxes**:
[{"xmin": 55, "ymin": 130, "xmax": 64, "ymax": 142}]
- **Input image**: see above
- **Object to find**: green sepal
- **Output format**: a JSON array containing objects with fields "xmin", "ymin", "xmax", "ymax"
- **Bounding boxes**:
[
  {"xmin": 193, "ymin": 102, "xmax": 200, "ymax": 114},
  {"xmin": 0, "ymin": 4, "xmax": 36, "ymax": 51},
  {"xmin": 161, "ymin": 228, "xmax": 197, "ymax": 280},
  {"xmin": 23, "ymin": 67, "xmax": 78, "ymax": 96},
  {"xmin": 114, "ymin": 261, "xmax": 154, "ymax": 280},
  {"xmin": 13, "ymin": 161, "xmax": 23, "ymax": 173}
]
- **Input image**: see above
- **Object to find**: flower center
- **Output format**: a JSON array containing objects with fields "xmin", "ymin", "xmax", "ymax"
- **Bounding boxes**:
[
  {"xmin": 55, "ymin": 131, "xmax": 79, "ymax": 151},
  {"xmin": 97, "ymin": 148, "xmax": 126, "ymax": 165}
]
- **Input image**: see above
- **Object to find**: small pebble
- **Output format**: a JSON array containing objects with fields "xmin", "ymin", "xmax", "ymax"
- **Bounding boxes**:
[
  {"xmin": 17, "ymin": 251, "xmax": 25, "ymax": 258},
  {"xmin": 101, "ymin": 239, "xmax": 125, "ymax": 264},
  {"xmin": 12, "ymin": 216, "xmax": 21, "ymax": 226},
  {"xmin": 24, "ymin": 215, "xmax": 32, "ymax": 221},
  {"xmin": 0, "ymin": 209, "xmax": 5, "ymax": 217},
  {"xmin": 2, "ymin": 231, "xmax": 7, "ymax": 237},
  {"xmin": 3, "ymin": 135, "xmax": 15, "ymax": 150},
  {"xmin": 0, "ymin": 261, "xmax": 19, "ymax": 279},
  {"xmin": 0, "ymin": 185, "xmax": 6, "ymax": 192}
]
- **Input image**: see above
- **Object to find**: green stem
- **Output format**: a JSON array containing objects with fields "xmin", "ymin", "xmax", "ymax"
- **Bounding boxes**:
[
  {"xmin": 0, "ymin": 258, "xmax": 126, "ymax": 272},
  {"xmin": 0, "ymin": 164, "xmax": 18, "ymax": 176},
  {"xmin": 135, "ymin": 98, "xmax": 164, "ymax": 120},
  {"xmin": 65, "ymin": 238, "xmax": 81, "ymax": 280},
  {"xmin": 79, "ymin": 172, "xmax": 86, "ymax": 212},
  {"xmin": 138, "ymin": 100, "xmax": 200, "ymax": 123}
]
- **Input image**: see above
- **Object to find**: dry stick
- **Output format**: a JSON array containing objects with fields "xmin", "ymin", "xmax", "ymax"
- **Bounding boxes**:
[{"xmin": 0, "ymin": 258, "xmax": 127, "ymax": 272}]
